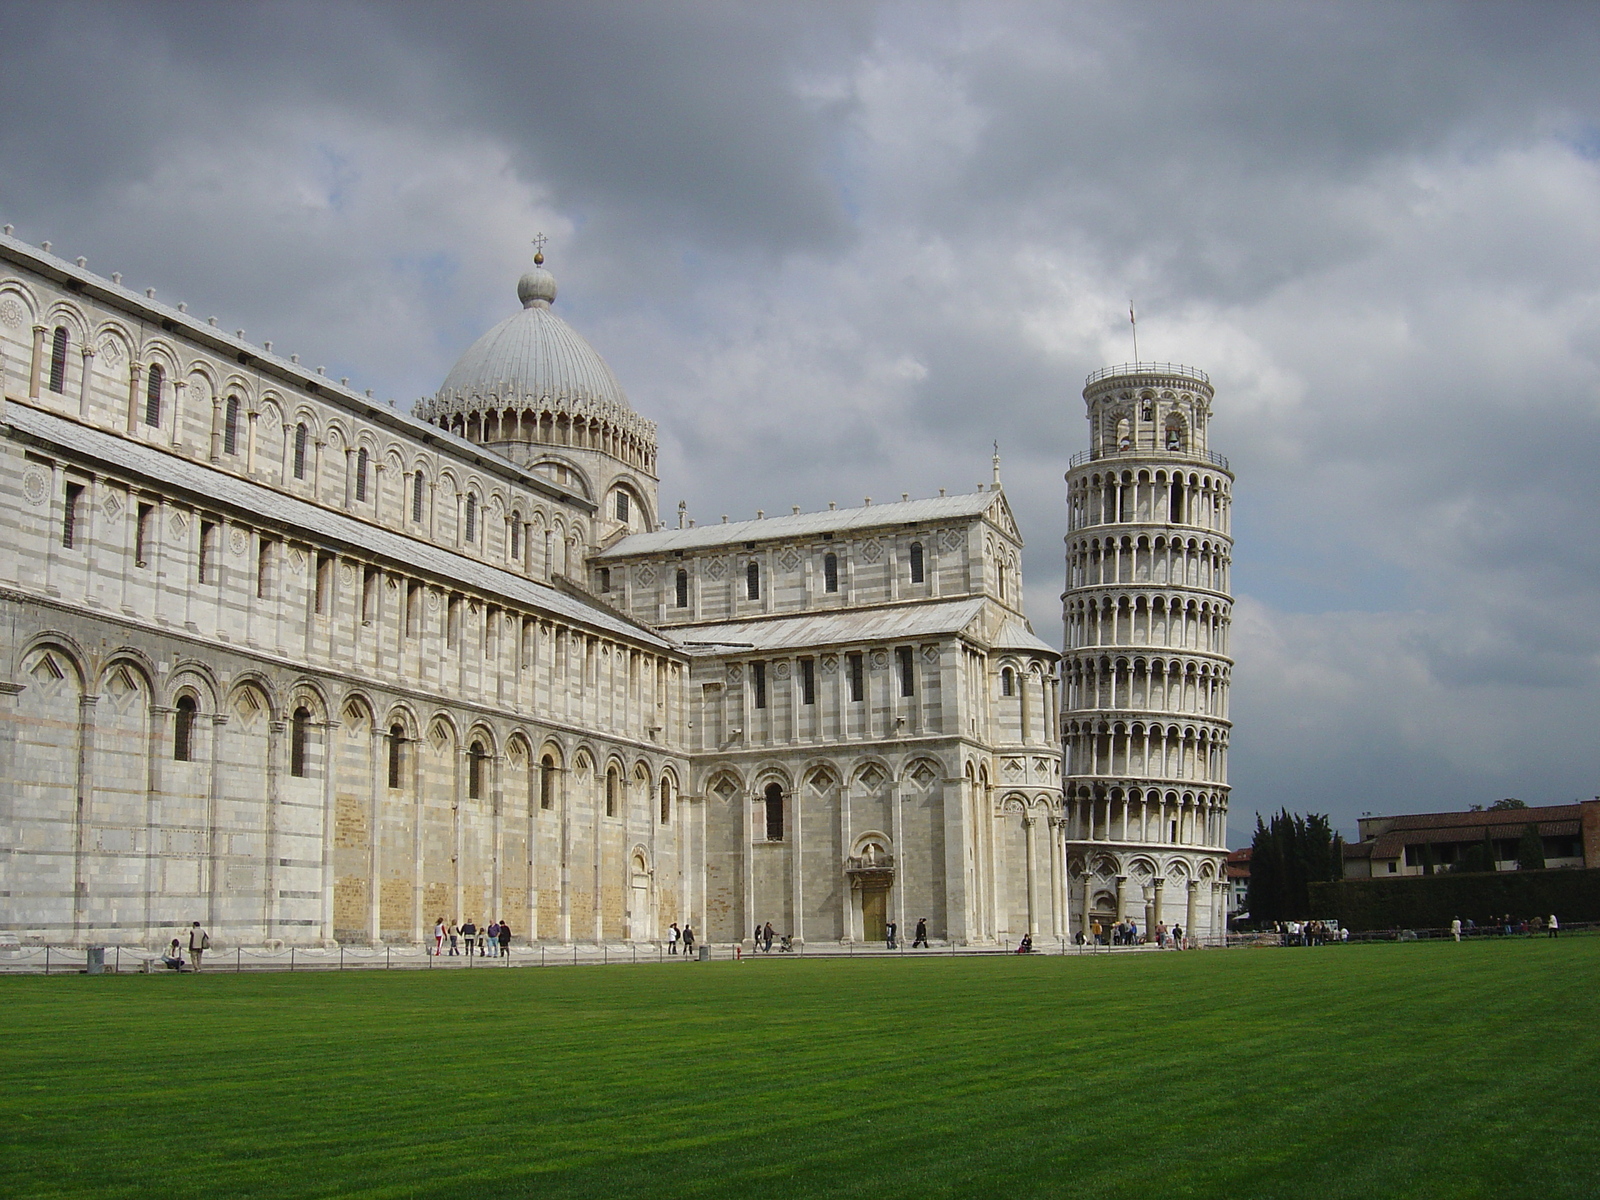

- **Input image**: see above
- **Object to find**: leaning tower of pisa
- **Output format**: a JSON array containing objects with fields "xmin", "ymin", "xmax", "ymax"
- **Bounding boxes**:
[{"xmin": 1060, "ymin": 363, "xmax": 1233, "ymax": 944}]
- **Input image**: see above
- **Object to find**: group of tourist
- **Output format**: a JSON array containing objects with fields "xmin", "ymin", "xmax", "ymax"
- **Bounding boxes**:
[
  {"xmin": 431, "ymin": 918, "xmax": 513, "ymax": 957},
  {"xmin": 665, "ymin": 923, "xmax": 697, "ymax": 955},
  {"xmin": 1079, "ymin": 919, "xmax": 1188, "ymax": 948},
  {"xmin": 1451, "ymin": 914, "xmax": 1559, "ymax": 940},
  {"xmin": 1276, "ymin": 920, "xmax": 1345, "ymax": 946}
]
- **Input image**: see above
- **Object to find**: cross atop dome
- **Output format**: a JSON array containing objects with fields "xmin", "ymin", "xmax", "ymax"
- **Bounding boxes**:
[{"xmin": 532, "ymin": 232, "xmax": 548, "ymax": 266}]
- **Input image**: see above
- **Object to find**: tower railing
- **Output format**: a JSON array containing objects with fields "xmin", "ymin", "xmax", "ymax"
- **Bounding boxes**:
[
  {"xmin": 1085, "ymin": 362, "xmax": 1211, "ymax": 388},
  {"xmin": 1068, "ymin": 446, "xmax": 1230, "ymax": 471}
]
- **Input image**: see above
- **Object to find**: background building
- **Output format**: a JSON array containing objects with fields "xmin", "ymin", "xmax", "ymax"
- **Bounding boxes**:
[
  {"xmin": 1059, "ymin": 364, "xmax": 1234, "ymax": 941},
  {"xmin": 1342, "ymin": 802, "xmax": 1600, "ymax": 877}
]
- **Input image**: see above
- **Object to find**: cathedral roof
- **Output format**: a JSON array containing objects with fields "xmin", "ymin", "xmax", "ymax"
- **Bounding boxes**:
[
  {"xmin": 418, "ymin": 254, "xmax": 643, "ymax": 435},
  {"xmin": 671, "ymin": 597, "xmax": 1055, "ymax": 657},
  {"xmin": 594, "ymin": 490, "xmax": 1017, "ymax": 559}
]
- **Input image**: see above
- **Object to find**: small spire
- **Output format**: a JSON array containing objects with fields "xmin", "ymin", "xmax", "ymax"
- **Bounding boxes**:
[{"xmin": 992, "ymin": 441, "xmax": 1002, "ymax": 486}]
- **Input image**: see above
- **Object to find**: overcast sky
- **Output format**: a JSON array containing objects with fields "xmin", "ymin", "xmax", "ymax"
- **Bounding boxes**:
[{"xmin": 6, "ymin": 1, "xmax": 1600, "ymax": 843}]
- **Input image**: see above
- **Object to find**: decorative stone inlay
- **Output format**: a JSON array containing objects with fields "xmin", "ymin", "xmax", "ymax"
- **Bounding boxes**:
[
  {"xmin": 636, "ymin": 564, "xmax": 656, "ymax": 586},
  {"xmin": 706, "ymin": 557, "xmax": 727, "ymax": 580},
  {"xmin": 102, "ymin": 493, "xmax": 122, "ymax": 519},
  {"xmin": 1002, "ymin": 757, "xmax": 1025, "ymax": 780},
  {"xmin": 778, "ymin": 546, "xmax": 802, "ymax": 571},
  {"xmin": 725, "ymin": 664, "xmax": 742, "ymax": 684},
  {"xmin": 22, "ymin": 470, "xmax": 47, "ymax": 505},
  {"xmin": 340, "ymin": 564, "xmax": 356, "ymax": 586},
  {"xmin": 230, "ymin": 529, "xmax": 249, "ymax": 555},
  {"xmin": 869, "ymin": 648, "xmax": 888, "ymax": 670},
  {"xmin": 861, "ymin": 539, "xmax": 882, "ymax": 564},
  {"xmin": 169, "ymin": 513, "xmax": 188, "ymax": 537},
  {"xmin": 287, "ymin": 548, "xmax": 306, "ymax": 574},
  {"xmin": 921, "ymin": 644, "xmax": 940, "ymax": 664},
  {"xmin": 97, "ymin": 338, "xmax": 124, "ymax": 366},
  {"xmin": 773, "ymin": 661, "xmax": 790, "ymax": 680},
  {"xmin": 857, "ymin": 763, "xmax": 887, "ymax": 791},
  {"xmin": 427, "ymin": 590, "xmax": 440, "ymax": 610},
  {"xmin": 820, "ymin": 654, "xmax": 838, "ymax": 674},
  {"xmin": 942, "ymin": 528, "xmax": 964, "ymax": 552},
  {"xmin": 713, "ymin": 776, "xmax": 738, "ymax": 800},
  {"xmin": 908, "ymin": 760, "xmax": 938, "ymax": 788},
  {"xmin": 0, "ymin": 298, "xmax": 24, "ymax": 329}
]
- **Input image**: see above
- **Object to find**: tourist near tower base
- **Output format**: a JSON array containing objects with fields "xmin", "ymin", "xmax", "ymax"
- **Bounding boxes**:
[{"xmin": 1060, "ymin": 363, "xmax": 1234, "ymax": 943}]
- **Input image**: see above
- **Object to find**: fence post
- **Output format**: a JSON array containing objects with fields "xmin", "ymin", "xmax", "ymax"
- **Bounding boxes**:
[
  {"xmin": 340, "ymin": 946, "xmax": 344, "ymax": 972},
  {"xmin": 237, "ymin": 947, "xmax": 241, "ymax": 973},
  {"xmin": 290, "ymin": 948, "xmax": 295, "ymax": 972},
  {"xmin": 44, "ymin": 946, "xmax": 50, "ymax": 976}
]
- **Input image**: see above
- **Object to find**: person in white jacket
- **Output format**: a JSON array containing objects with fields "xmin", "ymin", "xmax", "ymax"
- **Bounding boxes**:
[
  {"xmin": 1548, "ymin": 914, "xmax": 1559, "ymax": 939},
  {"xmin": 188, "ymin": 921, "xmax": 210, "ymax": 971}
]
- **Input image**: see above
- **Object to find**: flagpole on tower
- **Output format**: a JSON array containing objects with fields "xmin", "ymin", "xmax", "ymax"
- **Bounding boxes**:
[{"xmin": 1130, "ymin": 302, "xmax": 1139, "ymax": 365}]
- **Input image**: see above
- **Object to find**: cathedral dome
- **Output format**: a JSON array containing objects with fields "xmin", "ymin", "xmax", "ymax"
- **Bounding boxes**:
[{"xmin": 431, "ymin": 258, "xmax": 631, "ymax": 416}]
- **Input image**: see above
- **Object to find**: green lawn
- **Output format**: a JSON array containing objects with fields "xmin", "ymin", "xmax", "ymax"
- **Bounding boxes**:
[{"xmin": 2, "ymin": 939, "xmax": 1595, "ymax": 1199}]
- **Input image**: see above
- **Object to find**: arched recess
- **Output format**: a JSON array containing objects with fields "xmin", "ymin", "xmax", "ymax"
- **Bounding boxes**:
[
  {"xmin": 17, "ymin": 643, "xmax": 86, "ymax": 933},
  {"xmin": 219, "ymin": 680, "xmax": 274, "ymax": 941},
  {"xmin": 420, "ymin": 715, "xmax": 459, "ymax": 926},
  {"xmin": 627, "ymin": 845, "xmax": 654, "ymax": 941},
  {"xmin": 329, "ymin": 696, "xmax": 376, "ymax": 943},
  {"xmin": 92, "ymin": 659, "xmax": 154, "ymax": 932}
]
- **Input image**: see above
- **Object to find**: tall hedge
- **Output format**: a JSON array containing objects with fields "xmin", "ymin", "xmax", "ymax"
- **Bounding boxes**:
[{"xmin": 1309, "ymin": 868, "xmax": 1600, "ymax": 931}]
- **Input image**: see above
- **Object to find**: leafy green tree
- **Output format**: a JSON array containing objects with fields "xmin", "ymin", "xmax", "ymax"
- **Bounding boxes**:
[
  {"xmin": 1517, "ymin": 824, "xmax": 1545, "ymax": 871},
  {"xmin": 1490, "ymin": 798, "xmax": 1527, "ymax": 810},
  {"xmin": 1247, "ymin": 809, "xmax": 1344, "ymax": 921}
]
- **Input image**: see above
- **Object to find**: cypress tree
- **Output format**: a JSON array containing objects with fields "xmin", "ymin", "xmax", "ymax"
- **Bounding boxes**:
[{"xmin": 1516, "ymin": 824, "xmax": 1545, "ymax": 871}]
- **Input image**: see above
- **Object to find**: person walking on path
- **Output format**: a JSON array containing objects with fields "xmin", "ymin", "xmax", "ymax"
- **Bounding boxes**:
[
  {"xmin": 497, "ymin": 919, "xmax": 512, "ymax": 957},
  {"xmin": 188, "ymin": 921, "xmax": 210, "ymax": 971},
  {"xmin": 461, "ymin": 919, "xmax": 477, "ymax": 957},
  {"xmin": 1451, "ymin": 917, "xmax": 1462, "ymax": 943},
  {"xmin": 682, "ymin": 924, "xmax": 695, "ymax": 958},
  {"xmin": 762, "ymin": 922, "xmax": 774, "ymax": 954},
  {"xmin": 1548, "ymin": 913, "xmax": 1559, "ymax": 938},
  {"xmin": 447, "ymin": 922, "xmax": 460, "ymax": 955},
  {"xmin": 434, "ymin": 918, "xmax": 445, "ymax": 955},
  {"xmin": 885, "ymin": 920, "xmax": 897, "ymax": 950},
  {"xmin": 913, "ymin": 917, "xmax": 928, "ymax": 948},
  {"xmin": 668, "ymin": 922, "xmax": 680, "ymax": 955}
]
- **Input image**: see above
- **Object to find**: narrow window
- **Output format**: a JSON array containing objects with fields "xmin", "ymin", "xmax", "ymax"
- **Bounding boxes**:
[
  {"xmin": 540, "ymin": 755, "xmax": 555, "ymax": 810},
  {"xmin": 446, "ymin": 594, "xmax": 461, "ymax": 648},
  {"xmin": 764, "ymin": 782, "xmax": 784, "ymax": 841},
  {"xmin": 752, "ymin": 661, "xmax": 767, "ymax": 709},
  {"xmin": 599, "ymin": 567, "xmax": 611, "ymax": 593},
  {"xmin": 509, "ymin": 517, "xmax": 522, "ymax": 563},
  {"xmin": 675, "ymin": 568, "xmax": 689, "ymax": 608},
  {"xmin": 293, "ymin": 423, "xmax": 308, "ymax": 479},
  {"xmin": 468, "ymin": 741, "xmax": 486, "ymax": 800},
  {"xmin": 412, "ymin": 472, "xmax": 425, "ymax": 522},
  {"xmin": 198, "ymin": 520, "xmax": 216, "ymax": 583},
  {"xmin": 256, "ymin": 537, "xmax": 274, "ymax": 599},
  {"xmin": 406, "ymin": 582, "xmax": 422, "ymax": 638},
  {"xmin": 135, "ymin": 502, "xmax": 154, "ymax": 567},
  {"xmin": 606, "ymin": 766, "xmax": 619, "ymax": 817},
  {"xmin": 848, "ymin": 652, "xmax": 864, "ymax": 702},
  {"xmin": 387, "ymin": 725, "xmax": 405, "ymax": 789},
  {"xmin": 49, "ymin": 327, "xmax": 69, "ymax": 394},
  {"xmin": 909, "ymin": 541, "xmax": 924, "ymax": 584},
  {"xmin": 616, "ymin": 491, "xmax": 630, "ymax": 522},
  {"xmin": 823, "ymin": 552, "xmax": 838, "ymax": 593},
  {"xmin": 355, "ymin": 448, "xmax": 369, "ymax": 503},
  {"xmin": 746, "ymin": 561, "xmax": 760, "ymax": 601},
  {"xmin": 290, "ymin": 705, "xmax": 311, "ymax": 777},
  {"xmin": 315, "ymin": 552, "xmax": 333, "ymax": 615},
  {"xmin": 223, "ymin": 397, "xmax": 241, "ymax": 455},
  {"xmin": 362, "ymin": 566, "xmax": 378, "ymax": 623},
  {"xmin": 1170, "ymin": 481, "xmax": 1184, "ymax": 523},
  {"xmin": 897, "ymin": 646, "xmax": 914, "ymax": 697},
  {"xmin": 62, "ymin": 483, "xmax": 84, "ymax": 549},
  {"xmin": 465, "ymin": 493, "xmax": 477, "ymax": 543},
  {"xmin": 173, "ymin": 696, "xmax": 197, "ymax": 762},
  {"xmin": 1002, "ymin": 666, "xmax": 1015, "ymax": 697},
  {"xmin": 800, "ymin": 657, "xmax": 815, "ymax": 705},
  {"xmin": 660, "ymin": 778, "xmax": 672, "ymax": 825},
  {"xmin": 144, "ymin": 363, "xmax": 164, "ymax": 425}
]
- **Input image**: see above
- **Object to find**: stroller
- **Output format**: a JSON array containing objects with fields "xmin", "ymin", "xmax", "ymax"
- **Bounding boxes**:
[{"xmin": 778, "ymin": 935, "xmax": 794, "ymax": 953}]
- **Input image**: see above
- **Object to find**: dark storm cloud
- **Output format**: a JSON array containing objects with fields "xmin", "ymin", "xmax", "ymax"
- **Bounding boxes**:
[{"xmin": 5, "ymin": 1, "xmax": 1600, "ymax": 836}]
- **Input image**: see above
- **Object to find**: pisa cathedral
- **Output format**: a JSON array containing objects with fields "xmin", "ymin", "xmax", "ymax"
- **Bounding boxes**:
[{"xmin": 0, "ymin": 227, "xmax": 1231, "ymax": 952}]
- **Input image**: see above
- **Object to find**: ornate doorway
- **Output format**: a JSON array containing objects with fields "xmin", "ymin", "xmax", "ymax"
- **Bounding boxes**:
[{"xmin": 862, "ymin": 888, "xmax": 887, "ymax": 943}]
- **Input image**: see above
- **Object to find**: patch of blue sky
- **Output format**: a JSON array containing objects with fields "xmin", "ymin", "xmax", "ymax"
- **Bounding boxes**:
[{"xmin": 311, "ymin": 143, "xmax": 360, "ymax": 215}]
